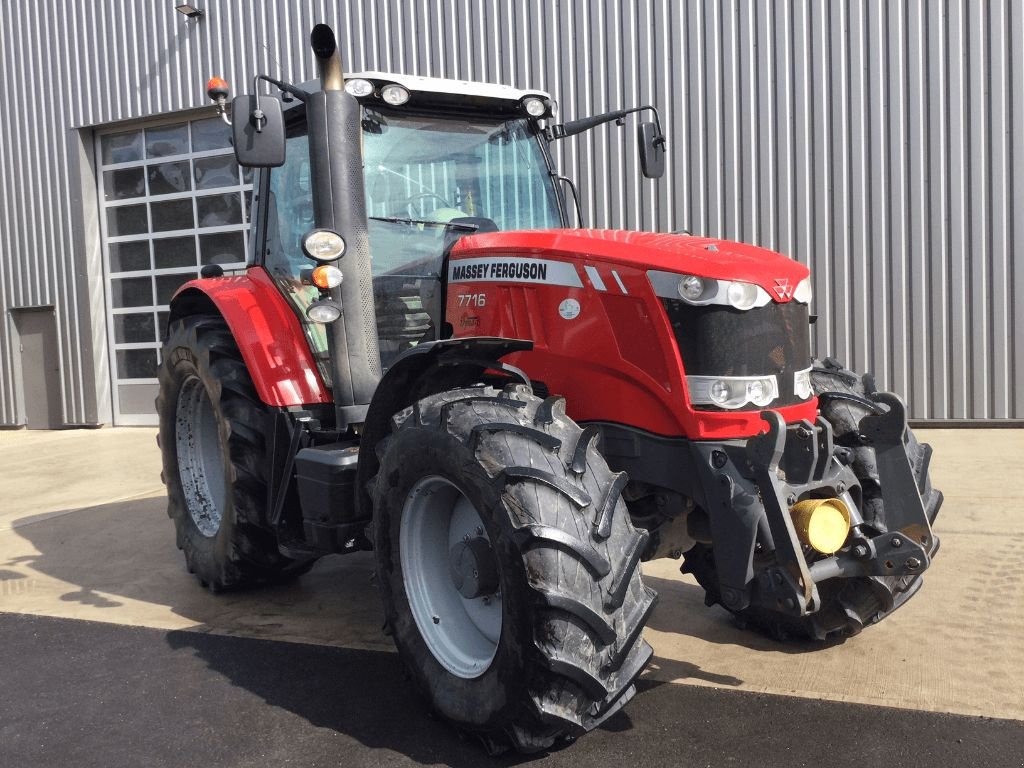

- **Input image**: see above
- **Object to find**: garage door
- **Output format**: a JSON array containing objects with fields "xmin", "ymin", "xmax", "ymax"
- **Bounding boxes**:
[{"xmin": 97, "ymin": 116, "xmax": 253, "ymax": 425}]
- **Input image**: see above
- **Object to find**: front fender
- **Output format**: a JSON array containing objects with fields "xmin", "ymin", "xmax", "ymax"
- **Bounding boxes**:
[
  {"xmin": 169, "ymin": 267, "xmax": 331, "ymax": 407},
  {"xmin": 356, "ymin": 336, "xmax": 533, "ymax": 520}
]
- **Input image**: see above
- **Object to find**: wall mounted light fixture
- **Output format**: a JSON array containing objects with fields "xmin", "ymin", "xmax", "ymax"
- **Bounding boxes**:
[{"xmin": 174, "ymin": 4, "xmax": 204, "ymax": 19}]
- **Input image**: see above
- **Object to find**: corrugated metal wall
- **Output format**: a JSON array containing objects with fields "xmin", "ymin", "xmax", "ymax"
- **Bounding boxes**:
[{"xmin": 0, "ymin": 0, "xmax": 1020, "ymax": 423}]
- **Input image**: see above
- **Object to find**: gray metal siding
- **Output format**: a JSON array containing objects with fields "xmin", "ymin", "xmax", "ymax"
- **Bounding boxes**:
[{"xmin": 0, "ymin": 0, "xmax": 1020, "ymax": 423}]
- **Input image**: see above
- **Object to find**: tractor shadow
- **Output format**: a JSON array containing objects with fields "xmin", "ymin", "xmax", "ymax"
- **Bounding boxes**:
[
  {"xmin": 641, "ymin": 571, "xmax": 843, "ymax": 656},
  {"xmin": 2, "ymin": 497, "xmax": 631, "ymax": 764},
  {"xmin": 6, "ymin": 496, "xmax": 833, "ymax": 762},
  {"xmin": 162, "ymin": 629, "xmax": 546, "ymax": 766}
]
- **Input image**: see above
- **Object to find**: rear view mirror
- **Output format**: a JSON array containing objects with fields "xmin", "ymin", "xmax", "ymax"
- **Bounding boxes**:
[
  {"xmin": 638, "ymin": 121, "xmax": 666, "ymax": 179},
  {"xmin": 232, "ymin": 94, "xmax": 285, "ymax": 167}
]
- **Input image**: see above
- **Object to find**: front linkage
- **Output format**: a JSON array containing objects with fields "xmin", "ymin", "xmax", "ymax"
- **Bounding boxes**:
[{"xmin": 688, "ymin": 392, "xmax": 938, "ymax": 640}]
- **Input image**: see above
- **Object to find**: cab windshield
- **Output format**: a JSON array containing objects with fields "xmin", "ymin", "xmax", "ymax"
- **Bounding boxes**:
[
  {"xmin": 264, "ymin": 107, "xmax": 562, "ymax": 373},
  {"xmin": 362, "ymin": 109, "xmax": 562, "ymax": 272}
]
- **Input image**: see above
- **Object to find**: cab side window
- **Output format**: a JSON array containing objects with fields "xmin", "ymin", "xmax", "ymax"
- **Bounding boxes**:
[{"xmin": 266, "ymin": 133, "xmax": 314, "ymax": 275}]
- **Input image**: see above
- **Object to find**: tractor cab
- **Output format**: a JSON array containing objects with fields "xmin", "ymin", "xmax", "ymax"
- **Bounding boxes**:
[{"xmin": 259, "ymin": 72, "xmax": 566, "ymax": 373}]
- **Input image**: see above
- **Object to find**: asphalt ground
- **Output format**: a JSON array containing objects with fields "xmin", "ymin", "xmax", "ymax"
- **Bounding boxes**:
[
  {"xmin": 1, "ymin": 427, "xmax": 1022, "ymax": 767},
  {"xmin": 2, "ymin": 612, "xmax": 1020, "ymax": 768}
]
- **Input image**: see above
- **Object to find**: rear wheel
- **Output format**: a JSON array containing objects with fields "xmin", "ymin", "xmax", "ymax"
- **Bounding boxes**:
[
  {"xmin": 157, "ymin": 315, "xmax": 313, "ymax": 589},
  {"xmin": 684, "ymin": 358, "xmax": 942, "ymax": 640},
  {"xmin": 373, "ymin": 384, "xmax": 656, "ymax": 753}
]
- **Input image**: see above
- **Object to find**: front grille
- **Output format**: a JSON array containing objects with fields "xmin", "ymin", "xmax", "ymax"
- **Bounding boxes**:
[{"xmin": 661, "ymin": 298, "xmax": 812, "ymax": 410}]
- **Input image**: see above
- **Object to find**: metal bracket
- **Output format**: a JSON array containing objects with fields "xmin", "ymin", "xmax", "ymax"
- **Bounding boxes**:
[
  {"xmin": 267, "ymin": 410, "xmax": 310, "ymax": 527},
  {"xmin": 746, "ymin": 411, "xmax": 820, "ymax": 614},
  {"xmin": 808, "ymin": 530, "xmax": 930, "ymax": 583},
  {"xmin": 858, "ymin": 392, "xmax": 934, "ymax": 550},
  {"xmin": 690, "ymin": 443, "xmax": 761, "ymax": 612}
]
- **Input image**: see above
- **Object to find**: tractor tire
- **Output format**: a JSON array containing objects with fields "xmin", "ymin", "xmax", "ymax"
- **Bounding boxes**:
[
  {"xmin": 157, "ymin": 315, "xmax": 313, "ymax": 590},
  {"xmin": 684, "ymin": 358, "xmax": 942, "ymax": 641},
  {"xmin": 372, "ymin": 384, "xmax": 657, "ymax": 753}
]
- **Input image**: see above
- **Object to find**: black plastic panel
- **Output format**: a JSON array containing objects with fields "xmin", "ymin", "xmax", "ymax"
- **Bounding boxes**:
[{"xmin": 661, "ymin": 298, "xmax": 812, "ymax": 410}]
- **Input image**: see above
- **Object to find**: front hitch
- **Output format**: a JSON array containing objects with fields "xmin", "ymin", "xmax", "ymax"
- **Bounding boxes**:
[{"xmin": 693, "ymin": 392, "xmax": 937, "ymax": 621}]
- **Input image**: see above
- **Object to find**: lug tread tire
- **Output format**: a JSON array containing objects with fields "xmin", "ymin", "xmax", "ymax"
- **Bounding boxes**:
[
  {"xmin": 373, "ymin": 384, "xmax": 656, "ymax": 753},
  {"xmin": 157, "ymin": 315, "xmax": 312, "ymax": 590},
  {"xmin": 512, "ymin": 524, "xmax": 612, "ymax": 578}
]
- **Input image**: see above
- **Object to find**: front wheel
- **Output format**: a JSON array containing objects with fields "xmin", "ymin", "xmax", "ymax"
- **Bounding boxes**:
[{"xmin": 373, "ymin": 385, "xmax": 656, "ymax": 753}]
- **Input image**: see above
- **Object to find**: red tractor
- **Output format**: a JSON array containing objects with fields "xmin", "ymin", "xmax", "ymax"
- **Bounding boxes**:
[{"xmin": 158, "ymin": 25, "xmax": 941, "ymax": 753}]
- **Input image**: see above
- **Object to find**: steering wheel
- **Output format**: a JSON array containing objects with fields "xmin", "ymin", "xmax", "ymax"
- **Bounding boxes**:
[{"xmin": 394, "ymin": 191, "xmax": 453, "ymax": 216}]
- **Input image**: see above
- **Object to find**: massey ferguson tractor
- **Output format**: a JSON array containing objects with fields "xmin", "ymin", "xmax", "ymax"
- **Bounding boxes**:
[{"xmin": 158, "ymin": 25, "xmax": 942, "ymax": 753}]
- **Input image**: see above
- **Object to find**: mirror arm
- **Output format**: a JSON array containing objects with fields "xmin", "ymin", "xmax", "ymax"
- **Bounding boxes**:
[
  {"xmin": 249, "ymin": 76, "xmax": 267, "ymax": 133},
  {"xmin": 552, "ymin": 104, "xmax": 664, "ymax": 141},
  {"xmin": 646, "ymin": 106, "xmax": 666, "ymax": 146},
  {"xmin": 243, "ymin": 75, "xmax": 308, "ymax": 134},
  {"xmin": 254, "ymin": 74, "xmax": 310, "ymax": 103}
]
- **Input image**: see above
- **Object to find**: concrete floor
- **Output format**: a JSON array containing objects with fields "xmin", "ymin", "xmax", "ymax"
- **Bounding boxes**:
[{"xmin": 1, "ymin": 426, "xmax": 1022, "ymax": 755}]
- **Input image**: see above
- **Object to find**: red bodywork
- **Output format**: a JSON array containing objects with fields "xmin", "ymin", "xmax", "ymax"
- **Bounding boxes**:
[
  {"xmin": 446, "ymin": 229, "xmax": 818, "ymax": 440},
  {"xmin": 174, "ymin": 267, "xmax": 331, "ymax": 407},
  {"xmin": 178, "ymin": 230, "xmax": 818, "ymax": 440}
]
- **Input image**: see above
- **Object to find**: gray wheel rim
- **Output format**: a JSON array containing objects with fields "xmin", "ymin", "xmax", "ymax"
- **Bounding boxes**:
[
  {"xmin": 400, "ymin": 476, "xmax": 502, "ymax": 679},
  {"xmin": 175, "ymin": 376, "xmax": 227, "ymax": 538}
]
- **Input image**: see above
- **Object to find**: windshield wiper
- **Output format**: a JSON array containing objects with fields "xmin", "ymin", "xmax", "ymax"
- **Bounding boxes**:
[{"xmin": 368, "ymin": 215, "xmax": 479, "ymax": 231}]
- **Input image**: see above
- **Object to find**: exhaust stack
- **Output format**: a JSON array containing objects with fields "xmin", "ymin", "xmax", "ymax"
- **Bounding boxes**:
[
  {"xmin": 310, "ymin": 23, "xmax": 344, "ymax": 92},
  {"xmin": 306, "ymin": 24, "xmax": 381, "ymax": 428}
]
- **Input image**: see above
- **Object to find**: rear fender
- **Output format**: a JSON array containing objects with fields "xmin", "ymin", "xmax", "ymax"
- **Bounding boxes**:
[
  {"xmin": 356, "ymin": 336, "xmax": 533, "ymax": 520},
  {"xmin": 168, "ymin": 268, "xmax": 331, "ymax": 407}
]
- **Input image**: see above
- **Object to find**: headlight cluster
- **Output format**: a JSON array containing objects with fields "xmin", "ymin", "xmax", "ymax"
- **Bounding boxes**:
[
  {"xmin": 648, "ymin": 270, "xmax": 813, "ymax": 309},
  {"xmin": 648, "ymin": 270, "xmax": 771, "ymax": 310},
  {"xmin": 301, "ymin": 228, "xmax": 346, "ymax": 324},
  {"xmin": 344, "ymin": 78, "xmax": 411, "ymax": 106},
  {"xmin": 688, "ymin": 374, "xmax": 779, "ymax": 409},
  {"xmin": 688, "ymin": 367, "xmax": 814, "ymax": 410}
]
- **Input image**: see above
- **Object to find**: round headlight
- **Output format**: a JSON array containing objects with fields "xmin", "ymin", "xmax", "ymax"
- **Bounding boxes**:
[
  {"xmin": 380, "ymin": 83, "xmax": 410, "ymax": 106},
  {"xmin": 709, "ymin": 380, "xmax": 731, "ymax": 405},
  {"xmin": 678, "ymin": 275, "xmax": 705, "ymax": 301},
  {"xmin": 307, "ymin": 300, "xmax": 342, "ymax": 324},
  {"xmin": 344, "ymin": 78, "xmax": 375, "ymax": 97},
  {"xmin": 302, "ymin": 229, "xmax": 346, "ymax": 262},
  {"xmin": 311, "ymin": 264, "xmax": 344, "ymax": 290},
  {"xmin": 522, "ymin": 96, "xmax": 547, "ymax": 117},
  {"xmin": 747, "ymin": 378, "xmax": 775, "ymax": 407},
  {"xmin": 726, "ymin": 281, "xmax": 758, "ymax": 310}
]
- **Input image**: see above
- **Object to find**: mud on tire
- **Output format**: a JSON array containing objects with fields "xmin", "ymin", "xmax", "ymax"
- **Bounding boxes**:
[
  {"xmin": 684, "ymin": 358, "xmax": 942, "ymax": 641},
  {"xmin": 373, "ymin": 384, "xmax": 657, "ymax": 753},
  {"xmin": 157, "ymin": 315, "xmax": 312, "ymax": 590}
]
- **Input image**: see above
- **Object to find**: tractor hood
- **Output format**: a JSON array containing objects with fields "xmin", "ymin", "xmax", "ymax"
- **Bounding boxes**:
[{"xmin": 449, "ymin": 228, "xmax": 810, "ymax": 298}]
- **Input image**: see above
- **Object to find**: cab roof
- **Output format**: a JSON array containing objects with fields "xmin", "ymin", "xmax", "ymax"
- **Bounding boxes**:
[{"xmin": 291, "ymin": 72, "xmax": 552, "ymax": 116}]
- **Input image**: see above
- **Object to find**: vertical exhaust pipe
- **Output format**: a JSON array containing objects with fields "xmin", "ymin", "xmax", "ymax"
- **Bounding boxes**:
[
  {"xmin": 306, "ymin": 24, "xmax": 381, "ymax": 429},
  {"xmin": 310, "ymin": 24, "xmax": 344, "ymax": 91}
]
